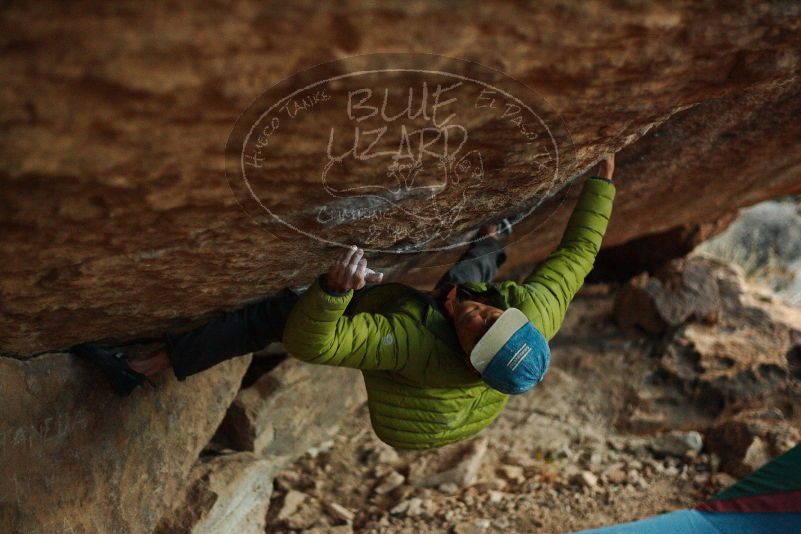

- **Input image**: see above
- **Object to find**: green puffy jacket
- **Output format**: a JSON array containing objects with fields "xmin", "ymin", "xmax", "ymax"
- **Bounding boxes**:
[{"xmin": 282, "ymin": 177, "xmax": 615, "ymax": 449}]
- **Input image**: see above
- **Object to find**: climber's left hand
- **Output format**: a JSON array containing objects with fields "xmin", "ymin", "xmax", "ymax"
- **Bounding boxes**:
[{"xmin": 325, "ymin": 245, "xmax": 383, "ymax": 293}]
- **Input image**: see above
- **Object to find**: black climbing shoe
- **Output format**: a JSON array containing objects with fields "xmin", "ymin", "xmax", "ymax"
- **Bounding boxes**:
[{"xmin": 72, "ymin": 343, "xmax": 156, "ymax": 397}]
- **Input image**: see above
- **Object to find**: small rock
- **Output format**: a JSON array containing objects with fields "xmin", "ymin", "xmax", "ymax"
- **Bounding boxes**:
[
  {"xmin": 284, "ymin": 497, "xmax": 323, "ymax": 530},
  {"xmin": 274, "ymin": 469, "xmax": 301, "ymax": 491},
  {"xmin": 326, "ymin": 502, "xmax": 355, "ymax": 522},
  {"xmin": 608, "ymin": 437, "xmax": 625, "ymax": 451},
  {"xmin": 627, "ymin": 469, "xmax": 640, "ymax": 483},
  {"xmin": 712, "ymin": 472, "xmax": 737, "ymax": 488},
  {"xmin": 665, "ymin": 465, "xmax": 679, "ymax": 476},
  {"xmin": 370, "ymin": 445, "xmax": 400, "ymax": 465},
  {"xmin": 438, "ymin": 482, "xmax": 459, "ymax": 495},
  {"xmin": 650, "ymin": 431, "xmax": 703, "ymax": 458},
  {"xmin": 742, "ymin": 437, "xmax": 771, "ymax": 472},
  {"xmin": 373, "ymin": 464, "xmax": 394, "ymax": 478},
  {"xmin": 605, "ymin": 468, "xmax": 626, "ymax": 485},
  {"xmin": 493, "ymin": 517, "xmax": 511, "ymax": 530},
  {"xmin": 390, "ymin": 499, "xmax": 410, "ymax": 516},
  {"xmin": 472, "ymin": 478, "xmax": 508, "ymax": 492},
  {"xmin": 374, "ymin": 470, "xmax": 406, "ymax": 495},
  {"xmin": 307, "ymin": 439, "xmax": 334, "ymax": 458},
  {"xmin": 454, "ymin": 519, "xmax": 491, "ymax": 534},
  {"xmin": 624, "ymin": 437, "xmax": 650, "ymax": 456},
  {"xmin": 488, "ymin": 490, "xmax": 506, "ymax": 503},
  {"xmin": 642, "ymin": 458, "xmax": 660, "ymax": 474},
  {"xmin": 504, "ymin": 450, "xmax": 539, "ymax": 467},
  {"xmin": 571, "ymin": 471, "xmax": 598, "ymax": 489},
  {"xmin": 390, "ymin": 497, "xmax": 425, "ymax": 517},
  {"xmin": 277, "ymin": 490, "xmax": 307, "ymax": 521},
  {"xmin": 498, "ymin": 465, "xmax": 526, "ymax": 484},
  {"xmin": 412, "ymin": 437, "xmax": 488, "ymax": 488}
]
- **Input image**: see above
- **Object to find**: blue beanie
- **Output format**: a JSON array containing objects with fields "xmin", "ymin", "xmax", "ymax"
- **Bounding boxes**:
[{"xmin": 469, "ymin": 307, "xmax": 550, "ymax": 395}]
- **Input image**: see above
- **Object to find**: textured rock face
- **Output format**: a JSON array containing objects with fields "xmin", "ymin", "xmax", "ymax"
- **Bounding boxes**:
[
  {"xmin": 613, "ymin": 257, "xmax": 801, "ymax": 444},
  {"xmin": 706, "ymin": 410, "xmax": 800, "ymax": 477},
  {"xmin": 217, "ymin": 357, "xmax": 366, "ymax": 457},
  {"xmin": 2, "ymin": 2, "xmax": 801, "ymax": 356},
  {"xmin": 155, "ymin": 452, "xmax": 275, "ymax": 534},
  {"xmin": 0, "ymin": 354, "xmax": 250, "ymax": 534},
  {"xmin": 158, "ymin": 356, "xmax": 366, "ymax": 532},
  {"xmin": 613, "ymin": 258, "xmax": 721, "ymax": 334}
]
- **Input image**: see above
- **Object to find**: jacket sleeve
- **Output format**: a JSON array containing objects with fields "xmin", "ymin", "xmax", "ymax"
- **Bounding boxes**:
[
  {"xmin": 281, "ymin": 274, "xmax": 409, "ymax": 371},
  {"xmin": 516, "ymin": 177, "xmax": 615, "ymax": 339}
]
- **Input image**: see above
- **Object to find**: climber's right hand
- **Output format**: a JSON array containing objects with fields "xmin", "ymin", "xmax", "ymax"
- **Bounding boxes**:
[{"xmin": 325, "ymin": 245, "xmax": 383, "ymax": 293}]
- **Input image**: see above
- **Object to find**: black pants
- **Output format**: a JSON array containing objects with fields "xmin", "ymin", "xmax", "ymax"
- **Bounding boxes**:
[{"xmin": 167, "ymin": 237, "xmax": 507, "ymax": 380}]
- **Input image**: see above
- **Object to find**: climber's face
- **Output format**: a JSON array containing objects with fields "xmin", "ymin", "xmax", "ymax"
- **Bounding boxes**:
[{"xmin": 453, "ymin": 299, "xmax": 504, "ymax": 358}]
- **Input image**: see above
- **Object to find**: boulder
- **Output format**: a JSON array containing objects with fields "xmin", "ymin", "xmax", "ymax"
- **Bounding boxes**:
[
  {"xmin": 157, "ymin": 357, "xmax": 366, "ymax": 532},
  {"xmin": 658, "ymin": 259, "xmax": 801, "ymax": 410},
  {"xmin": 0, "ymin": 353, "xmax": 249, "ymax": 533},
  {"xmin": 613, "ymin": 258, "xmax": 721, "ymax": 334},
  {"xmin": 613, "ymin": 257, "xmax": 801, "ymax": 407},
  {"xmin": 705, "ymin": 409, "xmax": 800, "ymax": 477},
  {"xmin": 613, "ymin": 257, "xmax": 801, "ymax": 460},
  {"xmin": 215, "ymin": 357, "xmax": 366, "ymax": 457},
  {"xmin": 2, "ymin": 1, "xmax": 801, "ymax": 356},
  {"xmin": 155, "ymin": 452, "xmax": 274, "ymax": 534}
]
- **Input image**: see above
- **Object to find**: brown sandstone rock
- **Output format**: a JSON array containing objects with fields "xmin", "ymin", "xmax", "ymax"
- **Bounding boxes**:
[
  {"xmin": 0, "ymin": 353, "xmax": 249, "ymax": 533},
  {"xmin": 614, "ymin": 258, "xmax": 721, "ymax": 334},
  {"xmin": 156, "ymin": 357, "xmax": 366, "ymax": 532},
  {"xmin": 614, "ymin": 257, "xmax": 801, "ymax": 458},
  {"xmin": 705, "ymin": 409, "xmax": 800, "ymax": 477},
  {"xmin": 215, "ymin": 357, "xmax": 366, "ymax": 456},
  {"xmin": 659, "ymin": 259, "xmax": 801, "ymax": 410},
  {"xmin": 2, "ymin": 2, "xmax": 801, "ymax": 356},
  {"xmin": 155, "ymin": 452, "xmax": 275, "ymax": 534}
]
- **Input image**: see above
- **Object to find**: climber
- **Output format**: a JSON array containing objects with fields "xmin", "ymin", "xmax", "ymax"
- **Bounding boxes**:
[{"xmin": 73, "ymin": 154, "xmax": 616, "ymax": 450}]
